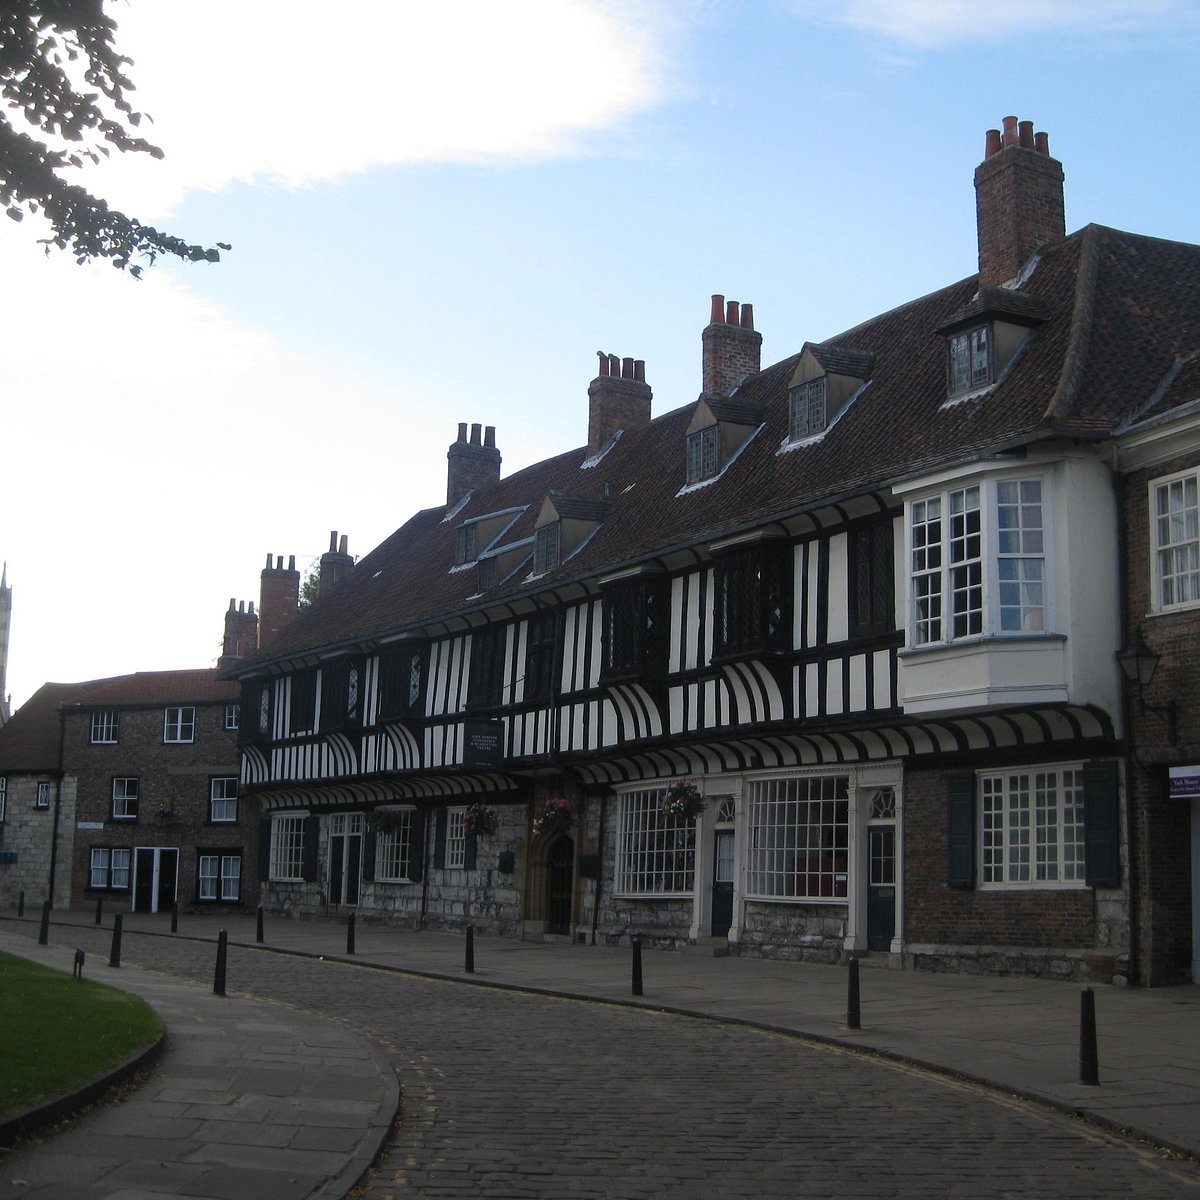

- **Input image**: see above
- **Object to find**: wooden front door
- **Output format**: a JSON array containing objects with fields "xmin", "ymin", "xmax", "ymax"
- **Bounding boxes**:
[
  {"xmin": 866, "ymin": 824, "xmax": 896, "ymax": 952},
  {"xmin": 710, "ymin": 829, "xmax": 735, "ymax": 937},
  {"xmin": 546, "ymin": 836, "xmax": 574, "ymax": 935},
  {"xmin": 133, "ymin": 848, "xmax": 178, "ymax": 913},
  {"xmin": 329, "ymin": 814, "xmax": 363, "ymax": 906}
]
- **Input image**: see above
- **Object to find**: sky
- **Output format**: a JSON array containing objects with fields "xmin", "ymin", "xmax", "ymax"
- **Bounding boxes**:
[{"xmin": 3, "ymin": 0, "xmax": 1199, "ymax": 711}]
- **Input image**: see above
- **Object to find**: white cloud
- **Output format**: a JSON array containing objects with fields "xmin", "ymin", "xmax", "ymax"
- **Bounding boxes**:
[
  {"xmin": 83, "ymin": 0, "xmax": 676, "ymax": 217},
  {"xmin": 785, "ymin": 0, "xmax": 1199, "ymax": 49}
]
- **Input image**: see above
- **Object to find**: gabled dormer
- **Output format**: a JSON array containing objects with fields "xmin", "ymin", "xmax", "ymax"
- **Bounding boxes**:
[
  {"xmin": 937, "ymin": 287, "xmax": 1049, "ymax": 401},
  {"xmin": 685, "ymin": 397, "xmax": 762, "ymax": 485},
  {"xmin": 453, "ymin": 506, "xmax": 525, "ymax": 567},
  {"xmin": 531, "ymin": 493, "xmax": 608, "ymax": 576},
  {"xmin": 786, "ymin": 343, "xmax": 874, "ymax": 443}
]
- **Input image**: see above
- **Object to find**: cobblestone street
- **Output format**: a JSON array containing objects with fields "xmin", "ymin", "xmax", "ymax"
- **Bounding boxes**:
[{"xmin": 16, "ymin": 924, "xmax": 1200, "ymax": 1200}]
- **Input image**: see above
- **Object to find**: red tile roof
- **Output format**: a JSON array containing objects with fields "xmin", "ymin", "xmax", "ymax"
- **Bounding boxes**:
[
  {"xmin": 0, "ymin": 670, "xmax": 237, "ymax": 771},
  {"xmin": 225, "ymin": 224, "xmax": 1200, "ymax": 671}
]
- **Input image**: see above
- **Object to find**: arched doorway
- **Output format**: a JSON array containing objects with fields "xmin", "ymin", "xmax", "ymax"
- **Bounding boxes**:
[{"xmin": 546, "ymin": 835, "xmax": 574, "ymax": 935}]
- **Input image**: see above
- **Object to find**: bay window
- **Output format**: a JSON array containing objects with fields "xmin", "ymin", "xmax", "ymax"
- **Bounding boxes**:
[{"xmin": 909, "ymin": 476, "xmax": 1046, "ymax": 645}]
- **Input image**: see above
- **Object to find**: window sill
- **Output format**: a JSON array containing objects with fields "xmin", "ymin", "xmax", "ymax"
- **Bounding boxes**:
[
  {"xmin": 975, "ymin": 881, "xmax": 1088, "ymax": 893},
  {"xmin": 899, "ymin": 631, "xmax": 1066, "ymax": 658},
  {"xmin": 743, "ymin": 893, "xmax": 849, "ymax": 905}
]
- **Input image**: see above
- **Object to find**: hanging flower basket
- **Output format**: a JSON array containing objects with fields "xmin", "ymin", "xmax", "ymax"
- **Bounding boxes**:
[
  {"xmin": 463, "ymin": 802, "xmax": 499, "ymax": 838},
  {"xmin": 366, "ymin": 806, "xmax": 409, "ymax": 834},
  {"xmin": 660, "ymin": 780, "xmax": 704, "ymax": 822},
  {"xmin": 532, "ymin": 796, "xmax": 575, "ymax": 837}
]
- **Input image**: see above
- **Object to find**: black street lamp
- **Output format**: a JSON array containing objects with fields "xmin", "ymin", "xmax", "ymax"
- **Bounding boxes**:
[{"xmin": 1116, "ymin": 632, "xmax": 1180, "ymax": 746}]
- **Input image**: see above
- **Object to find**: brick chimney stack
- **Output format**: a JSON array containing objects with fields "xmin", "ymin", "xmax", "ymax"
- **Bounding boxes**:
[
  {"xmin": 258, "ymin": 553, "xmax": 299, "ymax": 650},
  {"xmin": 319, "ymin": 531, "xmax": 354, "ymax": 598},
  {"xmin": 702, "ymin": 295, "xmax": 762, "ymax": 398},
  {"xmin": 587, "ymin": 352, "xmax": 652, "ymax": 458},
  {"xmin": 218, "ymin": 598, "xmax": 258, "ymax": 668},
  {"xmin": 446, "ymin": 423, "xmax": 501, "ymax": 507},
  {"xmin": 975, "ymin": 116, "xmax": 1065, "ymax": 287}
]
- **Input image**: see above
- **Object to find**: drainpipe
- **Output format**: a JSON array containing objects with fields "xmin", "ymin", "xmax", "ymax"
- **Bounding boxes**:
[{"xmin": 1114, "ymin": 463, "xmax": 1141, "ymax": 984}]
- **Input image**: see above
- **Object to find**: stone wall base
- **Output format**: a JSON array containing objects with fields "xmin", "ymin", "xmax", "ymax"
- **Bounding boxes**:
[{"xmin": 904, "ymin": 942, "xmax": 1131, "ymax": 984}]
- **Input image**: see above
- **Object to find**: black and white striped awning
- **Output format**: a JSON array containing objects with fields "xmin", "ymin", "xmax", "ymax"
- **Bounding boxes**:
[
  {"xmin": 254, "ymin": 771, "xmax": 525, "ymax": 812},
  {"xmin": 569, "ymin": 704, "xmax": 1117, "ymax": 786}
]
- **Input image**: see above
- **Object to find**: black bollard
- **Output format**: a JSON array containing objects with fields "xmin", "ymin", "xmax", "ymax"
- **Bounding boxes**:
[
  {"xmin": 847, "ymin": 957, "xmax": 861, "ymax": 1030},
  {"xmin": 256, "ymin": 904, "xmax": 264, "ymax": 944},
  {"xmin": 465, "ymin": 924, "xmax": 475, "ymax": 974},
  {"xmin": 38, "ymin": 900, "xmax": 50, "ymax": 946},
  {"xmin": 1079, "ymin": 986, "xmax": 1099, "ymax": 1086},
  {"xmin": 346, "ymin": 911, "xmax": 356, "ymax": 955},
  {"xmin": 109, "ymin": 913, "xmax": 123, "ymax": 967},
  {"xmin": 213, "ymin": 929, "xmax": 228, "ymax": 996},
  {"xmin": 171, "ymin": 901, "xmax": 178, "ymax": 934},
  {"xmin": 17, "ymin": 890, "xmax": 25, "ymax": 917},
  {"xmin": 632, "ymin": 935, "xmax": 644, "ymax": 996},
  {"xmin": 95, "ymin": 897, "xmax": 103, "ymax": 925}
]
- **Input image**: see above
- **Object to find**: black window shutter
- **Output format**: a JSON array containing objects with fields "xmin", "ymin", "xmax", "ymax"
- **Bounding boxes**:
[
  {"xmin": 947, "ymin": 771, "xmax": 976, "ymax": 888},
  {"xmin": 1084, "ymin": 760, "xmax": 1121, "ymax": 888},
  {"xmin": 302, "ymin": 815, "xmax": 321, "ymax": 882},
  {"xmin": 257, "ymin": 817, "xmax": 272, "ymax": 882},
  {"xmin": 410, "ymin": 809, "xmax": 426, "ymax": 881},
  {"xmin": 362, "ymin": 829, "xmax": 377, "ymax": 882},
  {"xmin": 465, "ymin": 831, "xmax": 478, "ymax": 870},
  {"xmin": 434, "ymin": 807, "xmax": 447, "ymax": 869}
]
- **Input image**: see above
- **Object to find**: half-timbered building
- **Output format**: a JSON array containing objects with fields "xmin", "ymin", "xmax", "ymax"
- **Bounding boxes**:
[{"xmin": 228, "ymin": 116, "xmax": 1200, "ymax": 983}]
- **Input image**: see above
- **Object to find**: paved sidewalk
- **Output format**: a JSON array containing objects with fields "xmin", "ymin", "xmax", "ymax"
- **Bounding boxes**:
[
  {"xmin": 3, "ymin": 908, "xmax": 1199, "ymax": 1196},
  {"xmin": 0, "ymin": 927, "xmax": 397, "ymax": 1200}
]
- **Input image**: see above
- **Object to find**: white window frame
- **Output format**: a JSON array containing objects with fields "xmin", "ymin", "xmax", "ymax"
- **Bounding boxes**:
[
  {"xmin": 978, "ymin": 764, "xmax": 1086, "ymax": 889},
  {"xmin": 199, "ymin": 853, "xmax": 241, "ymax": 901},
  {"xmin": 111, "ymin": 776, "xmax": 139, "ymax": 820},
  {"xmin": 376, "ymin": 808, "xmax": 416, "ymax": 882},
  {"xmin": 90, "ymin": 847, "xmax": 131, "ymax": 891},
  {"xmin": 614, "ymin": 788, "xmax": 696, "ymax": 897},
  {"xmin": 1150, "ymin": 468, "xmax": 1200, "ymax": 612},
  {"xmin": 744, "ymin": 773, "xmax": 850, "ymax": 902},
  {"xmin": 90, "ymin": 710, "xmax": 119, "ymax": 744},
  {"xmin": 163, "ymin": 706, "xmax": 196, "ymax": 744},
  {"xmin": 270, "ymin": 814, "xmax": 306, "ymax": 881},
  {"xmin": 445, "ymin": 806, "xmax": 467, "ymax": 870},
  {"xmin": 907, "ymin": 473, "xmax": 1049, "ymax": 647},
  {"xmin": 224, "ymin": 704, "xmax": 240, "ymax": 731},
  {"xmin": 209, "ymin": 777, "xmax": 238, "ymax": 823},
  {"xmin": 35, "ymin": 781, "xmax": 50, "ymax": 809}
]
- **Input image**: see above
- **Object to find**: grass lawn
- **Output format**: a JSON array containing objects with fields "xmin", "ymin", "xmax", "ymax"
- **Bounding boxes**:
[{"xmin": 0, "ymin": 951, "xmax": 162, "ymax": 1117}]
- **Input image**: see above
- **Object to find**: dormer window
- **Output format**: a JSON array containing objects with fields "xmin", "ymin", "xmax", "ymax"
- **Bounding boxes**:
[
  {"xmin": 687, "ymin": 426, "xmax": 719, "ymax": 483},
  {"xmin": 948, "ymin": 326, "xmax": 991, "ymax": 395},
  {"xmin": 531, "ymin": 494, "xmax": 606, "ymax": 577},
  {"xmin": 683, "ymin": 400, "xmax": 761, "ymax": 490},
  {"xmin": 478, "ymin": 557, "xmax": 496, "ymax": 590},
  {"xmin": 938, "ymin": 287, "xmax": 1048, "ymax": 403},
  {"xmin": 784, "ymin": 343, "xmax": 873, "ymax": 446},
  {"xmin": 789, "ymin": 378, "xmax": 828, "ymax": 439}
]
